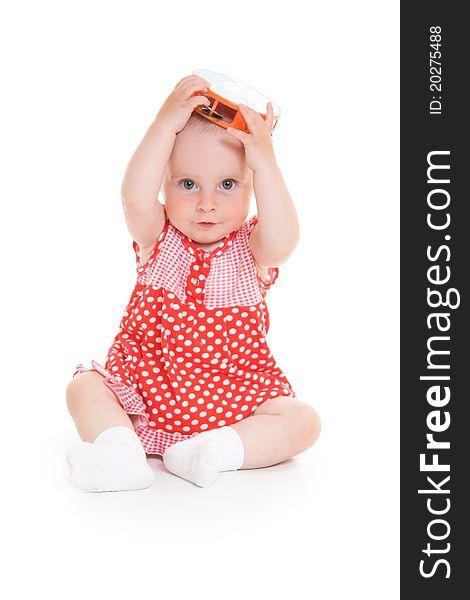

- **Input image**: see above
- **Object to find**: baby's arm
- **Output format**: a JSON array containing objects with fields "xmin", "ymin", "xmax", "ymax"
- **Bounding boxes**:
[
  {"xmin": 121, "ymin": 75, "xmax": 211, "ymax": 249},
  {"xmin": 226, "ymin": 103, "xmax": 299, "ymax": 267},
  {"xmin": 121, "ymin": 120, "xmax": 173, "ymax": 249},
  {"xmin": 250, "ymin": 163, "xmax": 299, "ymax": 266}
]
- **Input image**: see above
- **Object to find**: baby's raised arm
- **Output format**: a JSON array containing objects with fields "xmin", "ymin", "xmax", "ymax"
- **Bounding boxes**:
[{"xmin": 121, "ymin": 75, "xmax": 212, "ymax": 249}]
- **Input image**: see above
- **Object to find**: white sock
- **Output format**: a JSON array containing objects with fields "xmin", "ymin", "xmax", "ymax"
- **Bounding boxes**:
[
  {"xmin": 64, "ymin": 426, "xmax": 154, "ymax": 492},
  {"xmin": 162, "ymin": 426, "xmax": 245, "ymax": 488}
]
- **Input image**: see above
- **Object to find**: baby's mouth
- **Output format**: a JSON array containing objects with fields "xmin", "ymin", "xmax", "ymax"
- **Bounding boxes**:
[{"xmin": 197, "ymin": 222, "xmax": 218, "ymax": 228}]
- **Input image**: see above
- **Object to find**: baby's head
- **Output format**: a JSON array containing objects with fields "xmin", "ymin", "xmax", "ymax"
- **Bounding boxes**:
[{"xmin": 162, "ymin": 112, "xmax": 253, "ymax": 248}]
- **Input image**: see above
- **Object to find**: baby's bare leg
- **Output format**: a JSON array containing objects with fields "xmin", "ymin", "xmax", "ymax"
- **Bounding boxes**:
[
  {"xmin": 231, "ymin": 397, "xmax": 321, "ymax": 469},
  {"xmin": 66, "ymin": 371, "xmax": 134, "ymax": 442},
  {"xmin": 65, "ymin": 371, "xmax": 153, "ymax": 492}
]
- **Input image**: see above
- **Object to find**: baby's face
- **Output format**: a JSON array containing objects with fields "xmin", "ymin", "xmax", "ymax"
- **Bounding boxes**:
[{"xmin": 162, "ymin": 127, "xmax": 253, "ymax": 249}]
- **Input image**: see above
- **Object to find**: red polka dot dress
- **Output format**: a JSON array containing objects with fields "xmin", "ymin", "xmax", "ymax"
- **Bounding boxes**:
[{"xmin": 73, "ymin": 214, "xmax": 297, "ymax": 455}]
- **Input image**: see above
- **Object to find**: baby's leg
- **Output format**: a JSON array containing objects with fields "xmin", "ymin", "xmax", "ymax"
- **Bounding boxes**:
[
  {"xmin": 66, "ymin": 371, "xmax": 134, "ymax": 442},
  {"xmin": 64, "ymin": 372, "xmax": 153, "ymax": 492},
  {"xmin": 232, "ymin": 397, "xmax": 321, "ymax": 469},
  {"xmin": 162, "ymin": 397, "xmax": 320, "ymax": 487}
]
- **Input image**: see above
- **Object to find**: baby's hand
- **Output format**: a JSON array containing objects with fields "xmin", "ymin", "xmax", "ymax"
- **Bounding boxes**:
[
  {"xmin": 226, "ymin": 102, "xmax": 277, "ymax": 172},
  {"xmin": 155, "ymin": 75, "xmax": 212, "ymax": 134}
]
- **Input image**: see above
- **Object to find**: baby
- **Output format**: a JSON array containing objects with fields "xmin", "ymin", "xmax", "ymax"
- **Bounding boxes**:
[{"xmin": 65, "ymin": 73, "xmax": 321, "ymax": 491}]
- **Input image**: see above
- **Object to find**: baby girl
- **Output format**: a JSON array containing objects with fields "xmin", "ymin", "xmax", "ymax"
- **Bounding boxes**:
[{"xmin": 65, "ymin": 73, "xmax": 321, "ymax": 491}]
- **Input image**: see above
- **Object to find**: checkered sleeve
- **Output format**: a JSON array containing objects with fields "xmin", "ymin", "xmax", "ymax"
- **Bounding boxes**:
[{"xmin": 246, "ymin": 214, "xmax": 280, "ymax": 294}]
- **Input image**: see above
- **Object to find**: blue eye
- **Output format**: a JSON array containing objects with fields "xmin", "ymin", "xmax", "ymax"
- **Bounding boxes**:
[
  {"xmin": 181, "ymin": 179, "xmax": 196, "ymax": 190},
  {"xmin": 221, "ymin": 179, "xmax": 235, "ymax": 190}
]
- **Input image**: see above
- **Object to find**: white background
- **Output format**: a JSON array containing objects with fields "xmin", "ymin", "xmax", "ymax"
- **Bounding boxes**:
[{"xmin": 1, "ymin": 1, "xmax": 399, "ymax": 598}]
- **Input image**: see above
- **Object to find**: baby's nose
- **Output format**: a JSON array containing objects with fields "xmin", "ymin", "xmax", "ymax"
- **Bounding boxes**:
[{"xmin": 196, "ymin": 194, "xmax": 217, "ymax": 210}]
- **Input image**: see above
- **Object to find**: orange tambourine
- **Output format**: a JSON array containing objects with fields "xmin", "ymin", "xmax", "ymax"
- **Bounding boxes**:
[{"xmin": 191, "ymin": 68, "xmax": 281, "ymax": 134}]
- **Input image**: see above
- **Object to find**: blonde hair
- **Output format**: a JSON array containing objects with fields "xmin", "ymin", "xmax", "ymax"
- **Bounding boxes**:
[{"xmin": 179, "ymin": 111, "xmax": 225, "ymax": 138}]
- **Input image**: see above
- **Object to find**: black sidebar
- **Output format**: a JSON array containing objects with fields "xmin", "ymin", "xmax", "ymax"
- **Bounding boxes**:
[{"xmin": 401, "ymin": 2, "xmax": 469, "ymax": 597}]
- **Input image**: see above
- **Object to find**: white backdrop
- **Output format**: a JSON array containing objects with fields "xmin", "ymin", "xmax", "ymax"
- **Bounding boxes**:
[{"xmin": 1, "ymin": 1, "xmax": 399, "ymax": 598}]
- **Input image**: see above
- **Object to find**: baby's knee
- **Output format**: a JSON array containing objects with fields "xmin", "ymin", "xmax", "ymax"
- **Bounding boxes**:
[
  {"xmin": 304, "ymin": 404, "xmax": 321, "ymax": 446},
  {"xmin": 66, "ymin": 374, "xmax": 83, "ymax": 413},
  {"xmin": 65, "ymin": 371, "xmax": 102, "ymax": 413},
  {"xmin": 291, "ymin": 400, "xmax": 321, "ymax": 448}
]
